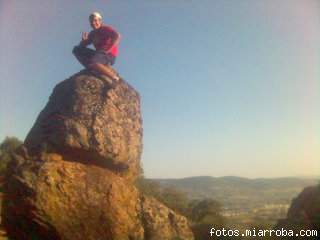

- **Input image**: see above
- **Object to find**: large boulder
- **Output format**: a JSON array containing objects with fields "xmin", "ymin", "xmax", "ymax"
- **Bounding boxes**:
[
  {"xmin": 25, "ymin": 70, "xmax": 142, "ymax": 182},
  {"xmin": 3, "ymin": 150, "xmax": 194, "ymax": 240},
  {"xmin": 276, "ymin": 185, "xmax": 320, "ymax": 232},
  {"xmin": 3, "ymin": 71, "xmax": 194, "ymax": 240}
]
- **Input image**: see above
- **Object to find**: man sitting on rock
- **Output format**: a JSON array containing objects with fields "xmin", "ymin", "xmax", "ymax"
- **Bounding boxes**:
[{"xmin": 73, "ymin": 12, "xmax": 120, "ymax": 81}]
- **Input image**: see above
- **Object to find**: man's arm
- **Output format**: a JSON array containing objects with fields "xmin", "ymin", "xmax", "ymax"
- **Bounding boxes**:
[
  {"xmin": 111, "ymin": 30, "xmax": 121, "ymax": 48},
  {"xmin": 104, "ymin": 26, "xmax": 121, "ymax": 53},
  {"xmin": 79, "ymin": 32, "xmax": 92, "ymax": 47}
]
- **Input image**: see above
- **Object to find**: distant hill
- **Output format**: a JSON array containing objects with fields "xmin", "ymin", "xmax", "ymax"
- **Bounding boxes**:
[
  {"xmin": 152, "ymin": 176, "xmax": 319, "ymax": 211},
  {"xmin": 151, "ymin": 176, "xmax": 319, "ymax": 229}
]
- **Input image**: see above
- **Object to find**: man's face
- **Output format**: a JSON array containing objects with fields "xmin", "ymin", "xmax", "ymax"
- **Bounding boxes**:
[{"xmin": 90, "ymin": 16, "xmax": 102, "ymax": 30}]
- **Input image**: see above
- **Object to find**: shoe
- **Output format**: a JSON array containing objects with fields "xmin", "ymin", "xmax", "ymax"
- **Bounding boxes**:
[
  {"xmin": 99, "ymin": 74, "xmax": 113, "ymax": 85},
  {"xmin": 113, "ymin": 75, "xmax": 120, "ymax": 82},
  {"xmin": 89, "ymin": 69, "xmax": 119, "ymax": 86}
]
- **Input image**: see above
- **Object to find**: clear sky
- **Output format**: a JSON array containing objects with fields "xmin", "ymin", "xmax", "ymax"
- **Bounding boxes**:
[{"xmin": 1, "ymin": 0, "xmax": 319, "ymax": 178}]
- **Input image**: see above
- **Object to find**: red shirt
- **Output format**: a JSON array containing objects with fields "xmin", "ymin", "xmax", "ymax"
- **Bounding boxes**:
[{"xmin": 88, "ymin": 25, "xmax": 120, "ymax": 56}]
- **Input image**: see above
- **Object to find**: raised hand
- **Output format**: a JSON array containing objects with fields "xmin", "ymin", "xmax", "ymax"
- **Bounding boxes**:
[{"xmin": 82, "ymin": 32, "xmax": 89, "ymax": 41}]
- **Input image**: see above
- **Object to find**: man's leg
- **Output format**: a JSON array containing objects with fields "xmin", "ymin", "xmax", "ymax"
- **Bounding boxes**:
[
  {"xmin": 89, "ymin": 52, "xmax": 119, "ymax": 81},
  {"xmin": 88, "ymin": 63, "xmax": 120, "ymax": 81},
  {"xmin": 73, "ymin": 47, "xmax": 119, "ymax": 81},
  {"xmin": 72, "ymin": 45, "xmax": 95, "ymax": 68}
]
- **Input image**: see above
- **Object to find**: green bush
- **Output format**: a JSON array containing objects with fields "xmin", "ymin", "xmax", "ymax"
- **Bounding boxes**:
[
  {"xmin": 0, "ymin": 136, "xmax": 22, "ymax": 175},
  {"xmin": 135, "ymin": 177, "xmax": 227, "ymax": 239}
]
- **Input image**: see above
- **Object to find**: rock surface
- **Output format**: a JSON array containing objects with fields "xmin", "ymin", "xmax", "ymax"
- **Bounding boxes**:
[
  {"xmin": 276, "ymin": 185, "xmax": 320, "ymax": 231},
  {"xmin": 3, "ymin": 71, "xmax": 194, "ymax": 240},
  {"xmin": 141, "ymin": 196, "xmax": 193, "ymax": 240},
  {"xmin": 25, "ymin": 70, "xmax": 142, "ymax": 182}
]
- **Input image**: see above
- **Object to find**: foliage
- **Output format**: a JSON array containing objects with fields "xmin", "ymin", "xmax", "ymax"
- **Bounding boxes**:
[
  {"xmin": 188, "ymin": 199, "xmax": 224, "ymax": 225},
  {"xmin": 158, "ymin": 186, "xmax": 190, "ymax": 215},
  {"xmin": 135, "ymin": 177, "xmax": 227, "ymax": 240},
  {"xmin": 135, "ymin": 177, "xmax": 162, "ymax": 198},
  {"xmin": 135, "ymin": 177, "xmax": 189, "ymax": 214},
  {"xmin": 0, "ymin": 136, "xmax": 22, "ymax": 175}
]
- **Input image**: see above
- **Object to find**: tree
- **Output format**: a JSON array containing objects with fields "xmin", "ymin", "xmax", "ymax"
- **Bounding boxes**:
[
  {"xmin": 0, "ymin": 136, "xmax": 22, "ymax": 175},
  {"xmin": 135, "ymin": 177, "xmax": 162, "ymax": 198},
  {"xmin": 135, "ymin": 177, "xmax": 189, "ymax": 214},
  {"xmin": 188, "ymin": 198, "xmax": 224, "ymax": 226},
  {"xmin": 187, "ymin": 199, "xmax": 227, "ymax": 240},
  {"xmin": 158, "ymin": 186, "xmax": 189, "ymax": 215}
]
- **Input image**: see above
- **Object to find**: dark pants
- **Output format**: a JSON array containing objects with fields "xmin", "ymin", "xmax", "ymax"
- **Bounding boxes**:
[{"xmin": 72, "ymin": 45, "xmax": 116, "ymax": 68}]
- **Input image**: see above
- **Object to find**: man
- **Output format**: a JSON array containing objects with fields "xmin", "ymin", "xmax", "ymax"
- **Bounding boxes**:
[{"xmin": 73, "ymin": 12, "xmax": 121, "ymax": 81}]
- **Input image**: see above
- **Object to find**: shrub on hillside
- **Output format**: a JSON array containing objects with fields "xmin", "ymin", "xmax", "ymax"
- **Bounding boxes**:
[{"xmin": 0, "ymin": 136, "xmax": 22, "ymax": 175}]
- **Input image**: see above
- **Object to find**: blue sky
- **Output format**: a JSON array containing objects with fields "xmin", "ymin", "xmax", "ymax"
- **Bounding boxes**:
[{"xmin": 1, "ymin": 0, "xmax": 319, "ymax": 178}]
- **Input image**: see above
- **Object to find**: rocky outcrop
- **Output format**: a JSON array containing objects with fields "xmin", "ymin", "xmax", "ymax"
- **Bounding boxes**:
[
  {"xmin": 141, "ymin": 196, "xmax": 193, "ymax": 240},
  {"xmin": 25, "ymin": 70, "xmax": 142, "ymax": 182},
  {"xmin": 2, "ymin": 71, "xmax": 194, "ymax": 240},
  {"xmin": 276, "ymin": 185, "xmax": 320, "ymax": 231}
]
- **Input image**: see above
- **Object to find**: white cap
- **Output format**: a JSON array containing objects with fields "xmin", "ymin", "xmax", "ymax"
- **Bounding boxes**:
[{"xmin": 90, "ymin": 12, "xmax": 102, "ymax": 19}]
